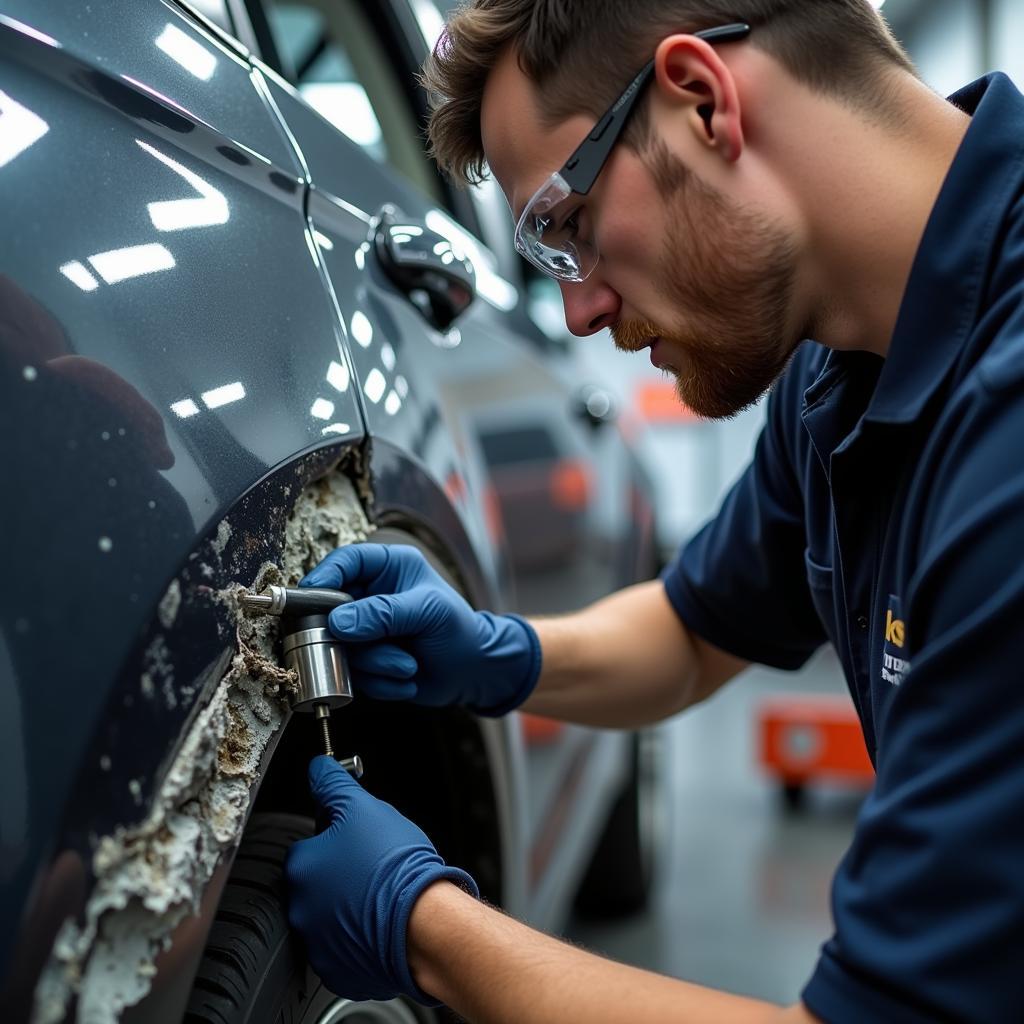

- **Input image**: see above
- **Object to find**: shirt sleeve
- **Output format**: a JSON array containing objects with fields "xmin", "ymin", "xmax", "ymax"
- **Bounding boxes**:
[
  {"xmin": 660, "ymin": 343, "xmax": 828, "ymax": 670},
  {"xmin": 802, "ymin": 360, "xmax": 1024, "ymax": 1022}
]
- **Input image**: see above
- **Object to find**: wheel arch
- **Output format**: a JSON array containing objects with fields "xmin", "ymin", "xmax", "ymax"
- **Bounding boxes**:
[{"xmin": 251, "ymin": 520, "xmax": 529, "ymax": 916}]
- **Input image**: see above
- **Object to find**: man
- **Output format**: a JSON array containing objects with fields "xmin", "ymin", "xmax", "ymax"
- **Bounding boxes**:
[{"xmin": 285, "ymin": 1, "xmax": 1024, "ymax": 1020}]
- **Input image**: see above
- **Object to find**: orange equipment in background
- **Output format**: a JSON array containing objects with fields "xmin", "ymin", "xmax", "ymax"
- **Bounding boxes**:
[
  {"xmin": 521, "ymin": 713, "xmax": 565, "ymax": 745},
  {"xmin": 758, "ymin": 694, "xmax": 875, "ymax": 808},
  {"xmin": 635, "ymin": 380, "xmax": 700, "ymax": 424}
]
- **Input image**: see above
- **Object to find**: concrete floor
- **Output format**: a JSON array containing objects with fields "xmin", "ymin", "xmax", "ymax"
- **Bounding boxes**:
[{"xmin": 567, "ymin": 647, "xmax": 867, "ymax": 1006}]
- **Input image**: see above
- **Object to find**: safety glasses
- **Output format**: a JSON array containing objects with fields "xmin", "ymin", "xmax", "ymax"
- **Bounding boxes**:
[{"xmin": 513, "ymin": 22, "xmax": 751, "ymax": 283}]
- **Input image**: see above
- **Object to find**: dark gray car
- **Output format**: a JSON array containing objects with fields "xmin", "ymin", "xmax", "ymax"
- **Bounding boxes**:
[{"xmin": 0, "ymin": 2, "xmax": 659, "ymax": 1021}]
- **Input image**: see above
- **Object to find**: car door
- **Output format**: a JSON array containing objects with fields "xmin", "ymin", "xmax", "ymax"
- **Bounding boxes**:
[
  {"xmin": 0, "ymin": 0, "xmax": 370, "ymax": 1012},
  {"xmin": 238, "ymin": 0, "xmax": 635, "ymax": 930}
]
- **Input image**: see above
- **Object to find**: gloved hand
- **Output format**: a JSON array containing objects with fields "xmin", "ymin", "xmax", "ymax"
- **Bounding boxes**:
[
  {"xmin": 301, "ymin": 543, "xmax": 541, "ymax": 716},
  {"xmin": 286, "ymin": 755, "xmax": 479, "ymax": 1004}
]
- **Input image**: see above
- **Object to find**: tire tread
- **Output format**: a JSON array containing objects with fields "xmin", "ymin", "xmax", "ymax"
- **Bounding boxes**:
[{"xmin": 185, "ymin": 813, "xmax": 310, "ymax": 1024}]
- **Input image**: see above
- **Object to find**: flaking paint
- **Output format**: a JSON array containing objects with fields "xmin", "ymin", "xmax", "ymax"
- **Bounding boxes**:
[{"xmin": 31, "ymin": 471, "xmax": 370, "ymax": 1023}]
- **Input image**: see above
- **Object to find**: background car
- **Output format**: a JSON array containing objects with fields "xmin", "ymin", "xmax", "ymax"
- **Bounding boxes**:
[{"xmin": 0, "ymin": 2, "xmax": 660, "ymax": 1022}]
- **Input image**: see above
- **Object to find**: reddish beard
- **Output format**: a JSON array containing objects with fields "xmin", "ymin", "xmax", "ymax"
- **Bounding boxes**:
[
  {"xmin": 612, "ymin": 318, "xmax": 665, "ymax": 352},
  {"xmin": 613, "ymin": 147, "xmax": 801, "ymax": 420}
]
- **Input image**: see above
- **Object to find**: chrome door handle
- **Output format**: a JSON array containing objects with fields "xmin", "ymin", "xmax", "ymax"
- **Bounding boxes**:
[{"xmin": 373, "ymin": 204, "xmax": 476, "ymax": 330}]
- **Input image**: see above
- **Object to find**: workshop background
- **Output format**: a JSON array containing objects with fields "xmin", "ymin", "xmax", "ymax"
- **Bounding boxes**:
[{"xmin": 565, "ymin": 0, "xmax": 1024, "ymax": 1004}]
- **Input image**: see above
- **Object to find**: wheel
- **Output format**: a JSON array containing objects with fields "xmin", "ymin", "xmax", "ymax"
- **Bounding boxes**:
[
  {"xmin": 185, "ymin": 812, "xmax": 447, "ymax": 1024},
  {"xmin": 572, "ymin": 733, "xmax": 658, "ymax": 919}
]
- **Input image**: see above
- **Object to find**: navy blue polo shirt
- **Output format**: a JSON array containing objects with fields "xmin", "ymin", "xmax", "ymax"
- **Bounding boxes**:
[{"xmin": 662, "ymin": 73, "xmax": 1024, "ymax": 1022}]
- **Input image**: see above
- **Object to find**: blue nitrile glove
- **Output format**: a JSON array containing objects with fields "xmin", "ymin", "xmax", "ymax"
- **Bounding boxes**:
[
  {"xmin": 286, "ymin": 755, "xmax": 479, "ymax": 1004},
  {"xmin": 301, "ymin": 543, "xmax": 541, "ymax": 715}
]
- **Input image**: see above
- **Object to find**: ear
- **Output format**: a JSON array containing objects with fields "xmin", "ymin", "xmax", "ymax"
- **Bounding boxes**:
[{"xmin": 652, "ymin": 33, "xmax": 744, "ymax": 163}]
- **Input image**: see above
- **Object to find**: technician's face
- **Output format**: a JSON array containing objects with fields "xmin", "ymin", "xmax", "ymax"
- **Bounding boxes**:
[
  {"xmin": 483, "ymin": 52, "xmax": 803, "ymax": 420},
  {"xmin": 613, "ymin": 143, "xmax": 801, "ymax": 419}
]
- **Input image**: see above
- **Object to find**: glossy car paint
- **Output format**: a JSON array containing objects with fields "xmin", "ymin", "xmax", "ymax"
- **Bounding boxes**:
[
  {"xmin": 0, "ymin": 0, "xmax": 659, "ymax": 1015},
  {"xmin": 0, "ymin": 0, "xmax": 370, "ymax": 1000},
  {"xmin": 263, "ymin": 68, "xmax": 503, "ymax": 598}
]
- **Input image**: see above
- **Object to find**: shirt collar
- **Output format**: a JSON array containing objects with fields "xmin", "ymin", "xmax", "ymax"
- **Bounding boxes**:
[{"xmin": 861, "ymin": 73, "xmax": 1024, "ymax": 425}]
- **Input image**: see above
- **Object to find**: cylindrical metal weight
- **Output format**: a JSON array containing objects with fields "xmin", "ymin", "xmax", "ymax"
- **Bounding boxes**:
[{"xmin": 282, "ymin": 626, "xmax": 354, "ymax": 711}]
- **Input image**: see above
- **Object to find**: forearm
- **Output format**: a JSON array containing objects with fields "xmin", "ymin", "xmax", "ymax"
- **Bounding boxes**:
[
  {"xmin": 520, "ymin": 580, "xmax": 731, "ymax": 727},
  {"xmin": 408, "ymin": 881, "xmax": 811, "ymax": 1024}
]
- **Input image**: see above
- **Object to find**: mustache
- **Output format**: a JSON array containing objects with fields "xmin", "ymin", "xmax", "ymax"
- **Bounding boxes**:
[{"xmin": 611, "ymin": 318, "xmax": 666, "ymax": 353}]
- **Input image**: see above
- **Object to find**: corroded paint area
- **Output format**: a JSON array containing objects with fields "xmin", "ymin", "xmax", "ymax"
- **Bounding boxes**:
[{"xmin": 32, "ymin": 471, "xmax": 369, "ymax": 1024}]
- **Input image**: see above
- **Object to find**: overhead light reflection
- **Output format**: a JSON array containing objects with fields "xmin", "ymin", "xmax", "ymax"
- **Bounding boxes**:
[
  {"xmin": 395, "ymin": 375, "xmax": 409, "ymax": 399},
  {"xmin": 390, "ymin": 224, "xmax": 426, "ymax": 247},
  {"xmin": 202, "ymin": 381, "xmax": 245, "ymax": 409},
  {"xmin": 350, "ymin": 311, "xmax": 373, "ymax": 347},
  {"xmin": 300, "ymin": 83, "xmax": 382, "ymax": 149},
  {"xmin": 440, "ymin": 327, "xmax": 462, "ymax": 349},
  {"xmin": 314, "ymin": 230, "xmax": 334, "ymax": 251},
  {"xmin": 310, "ymin": 398, "xmax": 335, "ymax": 420},
  {"xmin": 89, "ymin": 243, "xmax": 175, "ymax": 284},
  {"xmin": 60, "ymin": 260, "xmax": 99, "ymax": 292},
  {"xmin": 322, "ymin": 423, "xmax": 351, "ymax": 436},
  {"xmin": 380, "ymin": 342, "xmax": 396, "ymax": 371},
  {"xmin": 155, "ymin": 24, "xmax": 217, "ymax": 80},
  {"xmin": 121, "ymin": 75, "xmax": 176, "ymax": 110},
  {"xmin": 384, "ymin": 390, "xmax": 402, "ymax": 416},
  {"xmin": 326, "ymin": 360, "xmax": 350, "ymax": 392},
  {"xmin": 0, "ymin": 89, "xmax": 49, "ymax": 168},
  {"xmin": 0, "ymin": 14, "xmax": 60, "ymax": 48},
  {"xmin": 425, "ymin": 209, "xmax": 518, "ymax": 312},
  {"xmin": 137, "ymin": 139, "xmax": 229, "ymax": 230},
  {"xmin": 364, "ymin": 368, "xmax": 386, "ymax": 404},
  {"xmin": 171, "ymin": 398, "xmax": 200, "ymax": 418}
]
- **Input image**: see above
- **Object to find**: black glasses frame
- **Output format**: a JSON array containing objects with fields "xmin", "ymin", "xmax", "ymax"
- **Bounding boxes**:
[{"xmin": 558, "ymin": 22, "xmax": 752, "ymax": 197}]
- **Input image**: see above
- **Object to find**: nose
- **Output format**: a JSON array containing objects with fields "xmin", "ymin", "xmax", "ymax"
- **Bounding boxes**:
[{"xmin": 559, "ymin": 276, "xmax": 621, "ymax": 337}]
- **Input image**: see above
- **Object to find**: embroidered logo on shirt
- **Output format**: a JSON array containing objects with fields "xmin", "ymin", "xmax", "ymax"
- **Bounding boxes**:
[{"xmin": 881, "ymin": 595, "xmax": 910, "ymax": 686}]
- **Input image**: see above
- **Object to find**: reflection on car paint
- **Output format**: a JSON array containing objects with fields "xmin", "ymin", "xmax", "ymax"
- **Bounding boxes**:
[
  {"xmin": 425, "ymin": 208, "xmax": 519, "ymax": 312},
  {"xmin": 155, "ymin": 23, "xmax": 218, "ymax": 81},
  {"xmin": 170, "ymin": 382, "xmax": 247, "ymax": 419},
  {"xmin": 65, "ymin": 243, "xmax": 176, "ymax": 287},
  {"xmin": 349, "ymin": 309, "xmax": 373, "ymax": 346},
  {"xmin": 0, "ymin": 88, "xmax": 49, "ymax": 166},
  {"xmin": 0, "ymin": 12, "xmax": 61, "ymax": 49},
  {"xmin": 326, "ymin": 360, "xmax": 350, "ymax": 391},
  {"xmin": 137, "ymin": 139, "xmax": 229, "ymax": 231}
]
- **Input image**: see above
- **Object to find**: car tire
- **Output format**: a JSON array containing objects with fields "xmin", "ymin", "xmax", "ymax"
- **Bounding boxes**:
[
  {"xmin": 185, "ymin": 812, "xmax": 445, "ymax": 1024},
  {"xmin": 572, "ymin": 733, "xmax": 657, "ymax": 920}
]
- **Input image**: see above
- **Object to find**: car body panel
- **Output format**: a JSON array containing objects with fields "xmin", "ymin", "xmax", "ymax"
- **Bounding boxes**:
[
  {"xmin": 260, "ymin": 68, "xmax": 508, "ymax": 592},
  {"xmin": 0, "ymin": 1, "xmax": 365, "ymax": 992},
  {"xmin": 1, "ymin": 0, "xmax": 659, "ymax": 1014}
]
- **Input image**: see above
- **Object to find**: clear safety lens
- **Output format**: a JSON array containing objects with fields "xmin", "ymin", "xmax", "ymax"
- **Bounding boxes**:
[{"xmin": 513, "ymin": 172, "xmax": 597, "ymax": 283}]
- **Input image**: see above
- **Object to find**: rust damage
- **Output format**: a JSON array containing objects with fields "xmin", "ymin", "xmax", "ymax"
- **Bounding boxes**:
[{"xmin": 32, "ymin": 470, "xmax": 370, "ymax": 1024}]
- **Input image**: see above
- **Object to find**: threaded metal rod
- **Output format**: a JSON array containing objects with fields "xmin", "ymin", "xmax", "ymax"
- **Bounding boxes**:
[{"xmin": 314, "ymin": 703, "xmax": 334, "ymax": 757}]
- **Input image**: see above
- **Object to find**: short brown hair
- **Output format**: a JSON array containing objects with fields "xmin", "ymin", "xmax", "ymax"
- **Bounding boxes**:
[{"xmin": 423, "ymin": 0, "xmax": 916, "ymax": 185}]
